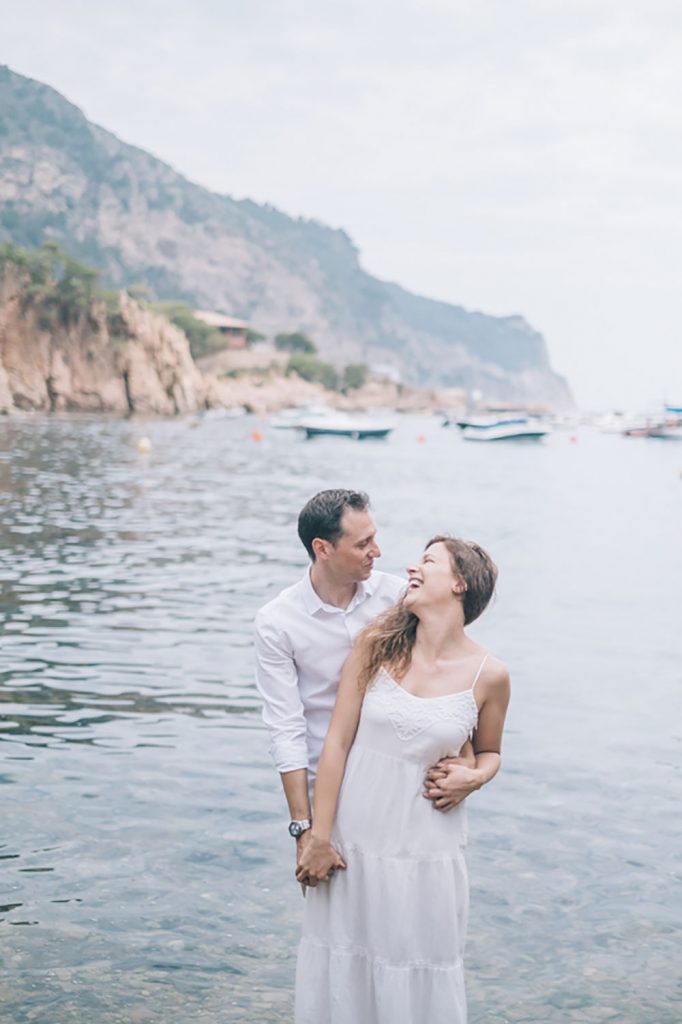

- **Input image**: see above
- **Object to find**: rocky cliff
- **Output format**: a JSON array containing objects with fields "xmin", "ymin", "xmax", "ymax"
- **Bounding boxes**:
[
  {"xmin": 0, "ymin": 263, "xmax": 207, "ymax": 415},
  {"xmin": 0, "ymin": 66, "xmax": 572, "ymax": 406}
]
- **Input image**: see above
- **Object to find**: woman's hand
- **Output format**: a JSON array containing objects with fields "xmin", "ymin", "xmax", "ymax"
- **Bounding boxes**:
[
  {"xmin": 423, "ymin": 761, "xmax": 482, "ymax": 813},
  {"xmin": 295, "ymin": 833, "xmax": 347, "ymax": 886}
]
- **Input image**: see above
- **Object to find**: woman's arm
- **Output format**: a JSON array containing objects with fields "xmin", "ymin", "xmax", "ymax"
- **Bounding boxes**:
[
  {"xmin": 424, "ymin": 659, "xmax": 511, "ymax": 813},
  {"xmin": 295, "ymin": 642, "xmax": 366, "ymax": 886}
]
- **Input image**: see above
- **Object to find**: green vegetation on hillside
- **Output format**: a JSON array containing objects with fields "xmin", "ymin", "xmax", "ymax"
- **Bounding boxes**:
[
  {"xmin": 283, "ymin": 335, "xmax": 368, "ymax": 392},
  {"xmin": 286, "ymin": 353, "xmax": 339, "ymax": 390},
  {"xmin": 342, "ymin": 363, "xmax": 369, "ymax": 390},
  {"xmin": 0, "ymin": 239, "xmax": 112, "ymax": 329},
  {"xmin": 149, "ymin": 301, "xmax": 227, "ymax": 360},
  {"xmin": 275, "ymin": 331, "xmax": 316, "ymax": 354}
]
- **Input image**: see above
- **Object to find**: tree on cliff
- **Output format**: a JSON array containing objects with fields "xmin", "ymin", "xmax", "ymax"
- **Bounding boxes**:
[
  {"xmin": 1, "ymin": 240, "xmax": 103, "ymax": 328},
  {"xmin": 343, "ymin": 363, "xmax": 368, "ymax": 391},
  {"xmin": 275, "ymin": 331, "xmax": 316, "ymax": 354},
  {"xmin": 286, "ymin": 353, "xmax": 339, "ymax": 390},
  {"xmin": 149, "ymin": 301, "xmax": 225, "ymax": 360}
]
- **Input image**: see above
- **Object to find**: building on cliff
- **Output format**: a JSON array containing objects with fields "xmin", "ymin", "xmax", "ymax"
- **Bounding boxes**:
[{"xmin": 194, "ymin": 311, "xmax": 250, "ymax": 350}]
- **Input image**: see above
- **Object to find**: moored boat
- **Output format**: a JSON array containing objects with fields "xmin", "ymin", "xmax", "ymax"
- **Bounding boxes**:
[
  {"xmin": 622, "ymin": 424, "xmax": 655, "ymax": 438},
  {"xmin": 621, "ymin": 405, "xmax": 682, "ymax": 438},
  {"xmin": 298, "ymin": 413, "xmax": 394, "ymax": 440},
  {"xmin": 647, "ymin": 423, "xmax": 682, "ymax": 440},
  {"xmin": 460, "ymin": 416, "xmax": 550, "ymax": 442},
  {"xmin": 269, "ymin": 404, "xmax": 332, "ymax": 429}
]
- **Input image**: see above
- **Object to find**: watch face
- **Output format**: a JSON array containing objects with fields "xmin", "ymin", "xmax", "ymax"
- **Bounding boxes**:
[{"xmin": 289, "ymin": 821, "xmax": 302, "ymax": 838}]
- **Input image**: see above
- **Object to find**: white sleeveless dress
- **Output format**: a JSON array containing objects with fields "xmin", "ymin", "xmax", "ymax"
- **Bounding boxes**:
[{"xmin": 295, "ymin": 657, "xmax": 486, "ymax": 1024}]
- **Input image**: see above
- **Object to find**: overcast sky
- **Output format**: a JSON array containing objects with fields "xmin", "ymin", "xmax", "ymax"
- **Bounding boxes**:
[{"xmin": 3, "ymin": 0, "xmax": 682, "ymax": 408}]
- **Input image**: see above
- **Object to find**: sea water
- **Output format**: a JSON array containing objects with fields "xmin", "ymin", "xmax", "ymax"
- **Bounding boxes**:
[{"xmin": 0, "ymin": 413, "xmax": 680, "ymax": 1023}]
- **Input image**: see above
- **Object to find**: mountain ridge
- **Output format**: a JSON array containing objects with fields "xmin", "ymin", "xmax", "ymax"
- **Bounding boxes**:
[{"xmin": 0, "ymin": 65, "xmax": 571, "ymax": 405}]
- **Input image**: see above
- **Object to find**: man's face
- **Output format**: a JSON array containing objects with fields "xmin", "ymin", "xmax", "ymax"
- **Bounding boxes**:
[{"xmin": 323, "ymin": 507, "xmax": 381, "ymax": 581}]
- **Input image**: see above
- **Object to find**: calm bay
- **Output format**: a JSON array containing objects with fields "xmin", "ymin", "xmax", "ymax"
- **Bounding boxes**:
[{"xmin": 1, "ymin": 413, "xmax": 680, "ymax": 1023}]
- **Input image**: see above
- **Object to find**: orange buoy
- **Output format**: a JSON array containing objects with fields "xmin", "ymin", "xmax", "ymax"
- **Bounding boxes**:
[
  {"xmin": 417, "ymin": 434, "xmax": 427, "ymax": 444},
  {"xmin": 251, "ymin": 429, "xmax": 263, "ymax": 443}
]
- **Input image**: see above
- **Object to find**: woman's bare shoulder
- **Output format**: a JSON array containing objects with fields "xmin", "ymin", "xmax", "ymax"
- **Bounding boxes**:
[{"xmin": 479, "ymin": 653, "xmax": 510, "ymax": 693}]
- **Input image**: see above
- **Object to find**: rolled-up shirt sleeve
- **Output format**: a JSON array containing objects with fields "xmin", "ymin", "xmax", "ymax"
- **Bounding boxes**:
[{"xmin": 254, "ymin": 610, "xmax": 308, "ymax": 773}]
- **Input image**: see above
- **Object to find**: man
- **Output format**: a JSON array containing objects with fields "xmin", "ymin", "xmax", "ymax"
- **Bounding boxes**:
[
  {"xmin": 254, "ymin": 488, "xmax": 476, "ymax": 880},
  {"xmin": 254, "ymin": 490, "xmax": 402, "ymax": 869}
]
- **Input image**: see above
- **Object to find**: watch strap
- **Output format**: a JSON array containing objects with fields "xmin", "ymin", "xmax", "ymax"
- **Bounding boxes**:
[{"xmin": 288, "ymin": 817, "xmax": 312, "ymax": 838}]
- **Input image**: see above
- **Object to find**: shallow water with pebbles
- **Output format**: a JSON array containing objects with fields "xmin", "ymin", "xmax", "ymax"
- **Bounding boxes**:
[{"xmin": 0, "ymin": 412, "xmax": 680, "ymax": 1024}]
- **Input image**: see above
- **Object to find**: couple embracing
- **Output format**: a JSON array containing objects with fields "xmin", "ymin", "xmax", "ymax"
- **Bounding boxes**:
[{"xmin": 255, "ymin": 489, "xmax": 510, "ymax": 1024}]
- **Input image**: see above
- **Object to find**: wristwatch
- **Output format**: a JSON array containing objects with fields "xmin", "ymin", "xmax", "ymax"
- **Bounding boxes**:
[{"xmin": 288, "ymin": 818, "xmax": 312, "ymax": 839}]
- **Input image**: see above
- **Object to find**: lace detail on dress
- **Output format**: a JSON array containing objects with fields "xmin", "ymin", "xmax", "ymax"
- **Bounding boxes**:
[{"xmin": 368, "ymin": 669, "xmax": 478, "ymax": 742}]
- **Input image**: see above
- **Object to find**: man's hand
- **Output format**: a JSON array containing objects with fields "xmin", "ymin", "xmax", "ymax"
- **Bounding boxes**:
[
  {"xmin": 423, "ymin": 744, "xmax": 482, "ymax": 813},
  {"xmin": 295, "ymin": 834, "xmax": 347, "ymax": 887},
  {"xmin": 437, "ymin": 739, "xmax": 476, "ymax": 771}
]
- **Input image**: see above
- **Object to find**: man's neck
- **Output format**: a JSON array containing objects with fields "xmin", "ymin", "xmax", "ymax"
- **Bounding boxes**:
[{"xmin": 309, "ymin": 563, "xmax": 360, "ymax": 610}]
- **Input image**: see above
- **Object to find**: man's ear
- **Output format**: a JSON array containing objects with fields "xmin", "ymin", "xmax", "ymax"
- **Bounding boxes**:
[
  {"xmin": 311, "ymin": 537, "xmax": 328, "ymax": 561},
  {"xmin": 452, "ymin": 578, "xmax": 467, "ymax": 596}
]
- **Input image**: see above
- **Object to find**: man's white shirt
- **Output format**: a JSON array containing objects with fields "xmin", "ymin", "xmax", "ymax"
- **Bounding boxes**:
[{"xmin": 254, "ymin": 568, "xmax": 405, "ymax": 777}]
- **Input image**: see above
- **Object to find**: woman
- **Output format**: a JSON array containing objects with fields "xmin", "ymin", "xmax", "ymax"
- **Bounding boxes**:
[{"xmin": 295, "ymin": 535, "xmax": 511, "ymax": 1024}]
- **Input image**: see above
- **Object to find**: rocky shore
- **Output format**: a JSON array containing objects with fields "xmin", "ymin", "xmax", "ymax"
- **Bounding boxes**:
[{"xmin": 200, "ymin": 364, "xmax": 469, "ymax": 417}]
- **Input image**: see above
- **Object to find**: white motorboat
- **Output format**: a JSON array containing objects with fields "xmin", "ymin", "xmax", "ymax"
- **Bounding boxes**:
[
  {"xmin": 622, "ymin": 405, "xmax": 682, "ymax": 439},
  {"xmin": 298, "ymin": 412, "xmax": 394, "ymax": 440},
  {"xmin": 648, "ymin": 423, "xmax": 682, "ymax": 440},
  {"xmin": 622, "ymin": 422, "xmax": 658, "ymax": 438},
  {"xmin": 651, "ymin": 406, "xmax": 682, "ymax": 439},
  {"xmin": 269, "ymin": 404, "xmax": 332, "ymax": 429},
  {"xmin": 460, "ymin": 416, "xmax": 550, "ymax": 442},
  {"xmin": 595, "ymin": 411, "xmax": 631, "ymax": 434}
]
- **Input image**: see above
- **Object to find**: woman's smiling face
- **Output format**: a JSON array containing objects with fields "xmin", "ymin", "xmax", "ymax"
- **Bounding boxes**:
[{"xmin": 403, "ymin": 541, "xmax": 464, "ymax": 612}]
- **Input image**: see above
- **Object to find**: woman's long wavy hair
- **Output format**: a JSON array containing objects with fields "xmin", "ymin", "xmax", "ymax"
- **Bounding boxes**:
[{"xmin": 356, "ymin": 535, "xmax": 498, "ymax": 692}]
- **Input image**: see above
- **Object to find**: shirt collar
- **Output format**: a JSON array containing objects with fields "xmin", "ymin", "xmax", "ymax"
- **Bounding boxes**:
[{"xmin": 301, "ymin": 567, "xmax": 377, "ymax": 615}]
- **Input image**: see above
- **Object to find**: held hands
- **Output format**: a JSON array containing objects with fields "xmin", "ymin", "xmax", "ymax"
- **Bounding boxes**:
[
  {"xmin": 423, "ymin": 742, "xmax": 481, "ymax": 813},
  {"xmin": 295, "ymin": 833, "xmax": 347, "ymax": 887}
]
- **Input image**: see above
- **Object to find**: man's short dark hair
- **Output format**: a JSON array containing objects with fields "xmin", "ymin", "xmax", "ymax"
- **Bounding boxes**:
[{"xmin": 297, "ymin": 489, "xmax": 370, "ymax": 560}]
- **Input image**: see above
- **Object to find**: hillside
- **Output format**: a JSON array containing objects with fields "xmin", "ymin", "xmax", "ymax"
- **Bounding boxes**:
[{"xmin": 0, "ymin": 66, "xmax": 571, "ymax": 405}]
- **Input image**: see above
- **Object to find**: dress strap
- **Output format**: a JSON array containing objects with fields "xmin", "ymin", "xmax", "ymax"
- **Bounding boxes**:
[{"xmin": 471, "ymin": 653, "xmax": 489, "ymax": 692}]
